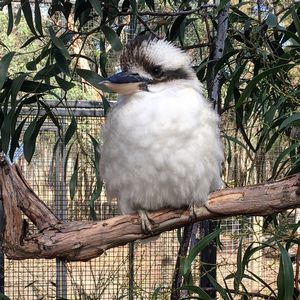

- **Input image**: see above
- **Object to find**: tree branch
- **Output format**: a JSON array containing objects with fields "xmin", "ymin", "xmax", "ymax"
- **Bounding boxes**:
[
  {"xmin": 0, "ymin": 154, "xmax": 299, "ymax": 261},
  {"xmin": 207, "ymin": 2, "xmax": 230, "ymax": 108},
  {"xmin": 118, "ymin": 5, "xmax": 216, "ymax": 17}
]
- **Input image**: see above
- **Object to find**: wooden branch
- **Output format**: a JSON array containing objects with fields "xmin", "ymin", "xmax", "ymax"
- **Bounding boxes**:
[
  {"xmin": 209, "ymin": 2, "xmax": 230, "ymax": 109},
  {"xmin": 117, "ymin": 5, "xmax": 216, "ymax": 17},
  {"xmin": 0, "ymin": 154, "xmax": 299, "ymax": 261}
]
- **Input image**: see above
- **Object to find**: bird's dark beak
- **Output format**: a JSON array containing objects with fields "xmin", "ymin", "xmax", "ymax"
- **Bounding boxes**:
[{"xmin": 101, "ymin": 71, "xmax": 149, "ymax": 95}]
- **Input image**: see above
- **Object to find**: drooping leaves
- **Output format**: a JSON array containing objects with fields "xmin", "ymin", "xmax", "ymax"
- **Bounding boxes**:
[
  {"xmin": 23, "ymin": 115, "xmax": 47, "ymax": 163},
  {"xmin": 182, "ymin": 228, "xmax": 221, "ymax": 276},
  {"xmin": 76, "ymin": 68, "xmax": 104, "ymax": 90},
  {"xmin": 101, "ymin": 25, "xmax": 123, "ymax": 51},
  {"xmin": 69, "ymin": 154, "xmax": 79, "ymax": 200},
  {"xmin": 20, "ymin": 0, "xmax": 38, "ymax": 36},
  {"xmin": 64, "ymin": 116, "xmax": 77, "ymax": 146},
  {"xmin": 277, "ymin": 244, "xmax": 294, "ymax": 300},
  {"xmin": 0, "ymin": 52, "xmax": 15, "ymax": 91}
]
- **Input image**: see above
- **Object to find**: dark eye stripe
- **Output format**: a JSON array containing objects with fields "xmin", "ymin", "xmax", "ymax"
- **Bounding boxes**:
[{"xmin": 150, "ymin": 69, "xmax": 191, "ymax": 83}]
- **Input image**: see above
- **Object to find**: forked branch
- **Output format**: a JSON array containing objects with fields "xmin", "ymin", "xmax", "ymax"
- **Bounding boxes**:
[{"xmin": 0, "ymin": 154, "xmax": 299, "ymax": 261}]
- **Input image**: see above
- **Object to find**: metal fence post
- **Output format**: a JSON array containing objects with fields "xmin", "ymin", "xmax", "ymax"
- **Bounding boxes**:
[
  {"xmin": 128, "ymin": 242, "xmax": 134, "ymax": 300},
  {"xmin": 55, "ymin": 139, "xmax": 68, "ymax": 300},
  {"xmin": 199, "ymin": 221, "xmax": 217, "ymax": 297},
  {"xmin": 201, "ymin": 1, "xmax": 230, "ymax": 297}
]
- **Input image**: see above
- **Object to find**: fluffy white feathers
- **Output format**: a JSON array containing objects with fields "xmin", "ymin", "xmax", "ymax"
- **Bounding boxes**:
[{"xmin": 100, "ymin": 37, "xmax": 224, "ymax": 215}]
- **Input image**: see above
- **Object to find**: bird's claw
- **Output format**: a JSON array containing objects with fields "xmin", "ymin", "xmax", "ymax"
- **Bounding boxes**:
[{"xmin": 138, "ymin": 210, "xmax": 153, "ymax": 234}]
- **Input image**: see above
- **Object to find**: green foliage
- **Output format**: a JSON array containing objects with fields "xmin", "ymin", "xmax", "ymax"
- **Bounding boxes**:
[
  {"xmin": 182, "ymin": 228, "xmax": 222, "ymax": 276},
  {"xmin": 0, "ymin": 0, "xmax": 299, "ymax": 299}
]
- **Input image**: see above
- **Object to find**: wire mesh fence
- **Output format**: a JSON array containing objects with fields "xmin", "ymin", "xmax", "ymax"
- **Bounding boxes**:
[{"xmin": 0, "ymin": 100, "xmax": 296, "ymax": 299}]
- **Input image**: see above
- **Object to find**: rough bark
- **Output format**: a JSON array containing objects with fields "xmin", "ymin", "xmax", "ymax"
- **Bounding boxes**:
[{"xmin": 0, "ymin": 154, "xmax": 299, "ymax": 262}]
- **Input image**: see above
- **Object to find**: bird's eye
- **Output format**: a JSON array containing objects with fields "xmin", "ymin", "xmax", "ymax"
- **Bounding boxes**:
[{"xmin": 151, "ymin": 66, "xmax": 163, "ymax": 77}]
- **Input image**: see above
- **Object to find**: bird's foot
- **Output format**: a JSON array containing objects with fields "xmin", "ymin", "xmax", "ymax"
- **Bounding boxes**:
[{"xmin": 138, "ymin": 210, "xmax": 153, "ymax": 234}]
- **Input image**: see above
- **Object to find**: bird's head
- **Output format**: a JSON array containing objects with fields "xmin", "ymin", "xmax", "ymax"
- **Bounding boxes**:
[{"xmin": 102, "ymin": 35, "xmax": 196, "ymax": 95}]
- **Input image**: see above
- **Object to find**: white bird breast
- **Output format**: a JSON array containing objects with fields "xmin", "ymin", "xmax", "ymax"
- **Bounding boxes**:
[{"xmin": 100, "ymin": 81, "xmax": 224, "ymax": 214}]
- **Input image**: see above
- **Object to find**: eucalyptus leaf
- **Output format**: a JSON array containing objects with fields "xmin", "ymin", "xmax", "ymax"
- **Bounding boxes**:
[
  {"xmin": 64, "ymin": 116, "xmax": 77, "ymax": 146},
  {"xmin": 23, "ymin": 115, "xmax": 47, "ymax": 163},
  {"xmin": 21, "ymin": 0, "xmax": 37, "ymax": 36},
  {"xmin": 266, "ymin": 13, "xmax": 278, "ymax": 28},
  {"xmin": 55, "ymin": 76, "xmax": 75, "ymax": 91},
  {"xmin": 9, "ymin": 118, "xmax": 27, "ymax": 162},
  {"xmin": 0, "ymin": 52, "xmax": 15, "ymax": 91},
  {"xmin": 70, "ymin": 160, "xmax": 79, "ymax": 200},
  {"xmin": 178, "ymin": 286, "xmax": 211, "ymax": 300},
  {"xmin": 11, "ymin": 73, "xmax": 28, "ymax": 109},
  {"xmin": 151, "ymin": 287, "xmax": 161, "ymax": 300},
  {"xmin": 145, "ymin": 0, "xmax": 155, "ymax": 11},
  {"xmin": 76, "ymin": 68, "xmax": 104, "ymax": 89},
  {"xmin": 0, "ymin": 292, "xmax": 11, "ymax": 300},
  {"xmin": 183, "ymin": 228, "xmax": 221, "ymax": 276},
  {"xmin": 272, "ymin": 142, "xmax": 300, "ymax": 178},
  {"xmin": 101, "ymin": 25, "xmax": 123, "ymax": 51},
  {"xmin": 7, "ymin": 3, "xmax": 13, "ymax": 35},
  {"xmin": 48, "ymin": 26, "xmax": 71, "ymax": 60},
  {"xmin": 236, "ymin": 64, "xmax": 294, "ymax": 108},
  {"xmin": 34, "ymin": 0, "xmax": 43, "ymax": 36},
  {"xmin": 277, "ymin": 243, "xmax": 294, "ymax": 300},
  {"xmin": 279, "ymin": 112, "xmax": 300, "ymax": 130},
  {"xmin": 88, "ymin": 0, "xmax": 102, "ymax": 17}
]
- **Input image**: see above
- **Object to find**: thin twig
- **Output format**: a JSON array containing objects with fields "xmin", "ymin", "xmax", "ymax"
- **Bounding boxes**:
[
  {"xmin": 136, "ymin": 14, "xmax": 159, "ymax": 38},
  {"xmin": 182, "ymin": 43, "xmax": 211, "ymax": 50}
]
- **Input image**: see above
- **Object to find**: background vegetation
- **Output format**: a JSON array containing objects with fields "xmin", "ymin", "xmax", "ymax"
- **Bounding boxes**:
[{"xmin": 0, "ymin": 0, "xmax": 299, "ymax": 299}]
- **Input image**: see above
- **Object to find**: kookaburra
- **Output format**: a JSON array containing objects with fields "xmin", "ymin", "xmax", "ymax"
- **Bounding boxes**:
[{"xmin": 100, "ymin": 35, "xmax": 224, "ymax": 233}]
